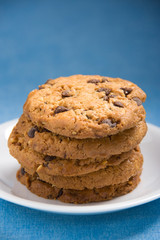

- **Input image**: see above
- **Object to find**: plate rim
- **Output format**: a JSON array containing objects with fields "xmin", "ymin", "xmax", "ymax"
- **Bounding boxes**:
[
  {"xmin": 0, "ymin": 119, "xmax": 160, "ymax": 215},
  {"xmin": 1, "ymin": 186, "xmax": 160, "ymax": 215}
]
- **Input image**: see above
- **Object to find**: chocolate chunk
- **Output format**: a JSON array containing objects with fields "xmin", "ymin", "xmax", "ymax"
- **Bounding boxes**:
[
  {"xmin": 121, "ymin": 87, "xmax": 132, "ymax": 96},
  {"xmin": 62, "ymin": 90, "xmax": 72, "ymax": 98},
  {"xmin": 103, "ymin": 96, "xmax": 109, "ymax": 101},
  {"xmin": 97, "ymin": 88, "xmax": 111, "ymax": 95},
  {"xmin": 87, "ymin": 79, "xmax": 100, "ymax": 84},
  {"xmin": 101, "ymin": 77, "xmax": 110, "ymax": 82},
  {"xmin": 21, "ymin": 168, "xmax": 26, "ymax": 176},
  {"xmin": 113, "ymin": 101, "xmax": 124, "ymax": 108},
  {"xmin": 133, "ymin": 97, "xmax": 142, "ymax": 106},
  {"xmin": 56, "ymin": 188, "xmax": 63, "ymax": 199},
  {"xmin": 28, "ymin": 126, "xmax": 39, "ymax": 138},
  {"xmin": 44, "ymin": 155, "xmax": 56, "ymax": 162},
  {"xmin": 100, "ymin": 119, "xmax": 117, "ymax": 128},
  {"xmin": 54, "ymin": 106, "xmax": 69, "ymax": 114}
]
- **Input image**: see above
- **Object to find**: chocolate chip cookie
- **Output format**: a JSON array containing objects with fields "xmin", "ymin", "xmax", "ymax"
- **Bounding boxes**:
[
  {"xmin": 23, "ymin": 75, "xmax": 146, "ymax": 138},
  {"xmin": 17, "ymin": 148, "xmax": 143, "ymax": 190},
  {"xmin": 17, "ymin": 168, "xmax": 141, "ymax": 204},
  {"xmin": 8, "ymin": 129, "xmax": 139, "ymax": 176},
  {"xmin": 9, "ymin": 114, "xmax": 147, "ymax": 160},
  {"xmin": 8, "ymin": 74, "xmax": 147, "ymax": 204}
]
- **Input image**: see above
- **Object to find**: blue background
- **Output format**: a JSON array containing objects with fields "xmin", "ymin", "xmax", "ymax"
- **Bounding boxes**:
[{"xmin": 0, "ymin": 0, "xmax": 160, "ymax": 239}]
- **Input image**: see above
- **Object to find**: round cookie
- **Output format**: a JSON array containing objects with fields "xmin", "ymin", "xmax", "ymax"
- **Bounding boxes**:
[
  {"xmin": 8, "ymin": 130, "xmax": 138, "ymax": 176},
  {"xmin": 17, "ymin": 168, "xmax": 141, "ymax": 204},
  {"xmin": 9, "ymin": 114, "xmax": 147, "ymax": 160},
  {"xmin": 23, "ymin": 148, "xmax": 143, "ymax": 190},
  {"xmin": 23, "ymin": 75, "xmax": 146, "ymax": 139}
]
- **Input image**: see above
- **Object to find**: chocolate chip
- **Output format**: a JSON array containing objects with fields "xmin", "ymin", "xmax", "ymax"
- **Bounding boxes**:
[
  {"xmin": 87, "ymin": 79, "xmax": 100, "ymax": 84},
  {"xmin": 133, "ymin": 97, "xmax": 142, "ymax": 106},
  {"xmin": 105, "ymin": 89, "xmax": 111, "ymax": 95},
  {"xmin": 103, "ymin": 96, "xmax": 109, "ymax": 101},
  {"xmin": 54, "ymin": 106, "xmax": 69, "ymax": 114},
  {"xmin": 101, "ymin": 77, "xmax": 110, "ymax": 82},
  {"xmin": 39, "ymin": 86, "xmax": 44, "ymax": 90},
  {"xmin": 45, "ymin": 79, "xmax": 52, "ymax": 84},
  {"xmin": 97, "ymin": 88, "xmax": 111, "ymax": 95},
  {"xmin": 44, "ymin": 155, "xmax": 56, "ymax": 162},
  {"xmin": 121, "ymin": 87, "xmax": 132, "ymax": 96},
  {"xmin": 21, "ymin": 168, "xmax": 26, "ymax": 176},
  {"xmin": 28, "ymin": 126, "xmax": 39, "ymax": 138},
  {"xmin": 113, "ymin": 101, "xmax": 124, "ymax": 108},
  {"xmin": 100, "ymin": 119, "xmax": 117, "ymax": 128},
  {"xmin": 97, "ymin": 88, "xmax": 105, "ymax": 92},
  {"xmin": 56, "ymin": 188, "xmax": 63, "ymax": 199},
  {"xmin": 62, "ymin": 90, "xmax": 72, "ymax": 98},
  {"xmin": 103, "ymin": 94, "xmax": 116, "ymax": 101}
]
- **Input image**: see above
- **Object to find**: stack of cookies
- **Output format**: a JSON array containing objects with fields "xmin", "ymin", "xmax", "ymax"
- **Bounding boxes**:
[{"xmin": 8, "ymin": 75, "xmax": 147, "ymax": 203}]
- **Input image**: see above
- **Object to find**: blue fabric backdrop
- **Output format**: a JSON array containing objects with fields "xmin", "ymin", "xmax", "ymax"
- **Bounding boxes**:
[{"xmin": 0, "ymin": 0, "xmax": 160, "ymax": 239}]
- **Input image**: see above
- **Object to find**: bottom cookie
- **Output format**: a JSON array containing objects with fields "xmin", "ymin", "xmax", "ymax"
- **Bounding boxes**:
[{"xmin": 17, "ymin": 168, "xmax": 141, "ymax": 204}]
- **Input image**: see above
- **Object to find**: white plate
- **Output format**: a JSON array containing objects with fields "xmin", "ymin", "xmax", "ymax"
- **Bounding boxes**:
[{"xmin": 0, "ymin": 119, "xmax": 160, "ymax": 215}]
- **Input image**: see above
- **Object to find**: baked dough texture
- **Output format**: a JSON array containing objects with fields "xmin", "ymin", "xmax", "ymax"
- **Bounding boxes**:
[
  {"xmin": 23, "ymin": 75, "xmax": 146, "ymax": 139},
  {"xmin": 8, "ymin": 75, "xmax": 147, "ymax": 203}
]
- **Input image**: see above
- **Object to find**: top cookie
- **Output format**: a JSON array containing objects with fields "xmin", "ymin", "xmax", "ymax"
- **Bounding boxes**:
[{"xmin": 23, "ymin": 75, "xmax": 146, "ymax": 139}]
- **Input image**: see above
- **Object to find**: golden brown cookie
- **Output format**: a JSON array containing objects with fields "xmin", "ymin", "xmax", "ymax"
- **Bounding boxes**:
[
  {"xmin": 8, "ymin": 114, "xmax": 147, "ymax": 160},
  {"xmin": 8, "ymin": 129, "xmax": 139, "ymax": 176},
  {"xmin": 23, "ymin": 75, "xmax": 146, "ymax": 139},
  {"xmin": 18, "ymin": 148, "xmax": 143, "ymax": 190},
  {"xmin": 36, "ymin": 148, "xmax": 143, "ymax": 189},
  {"xmin": 17, "ymin": 168, "xmax": 141, "ymax": 204}
]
